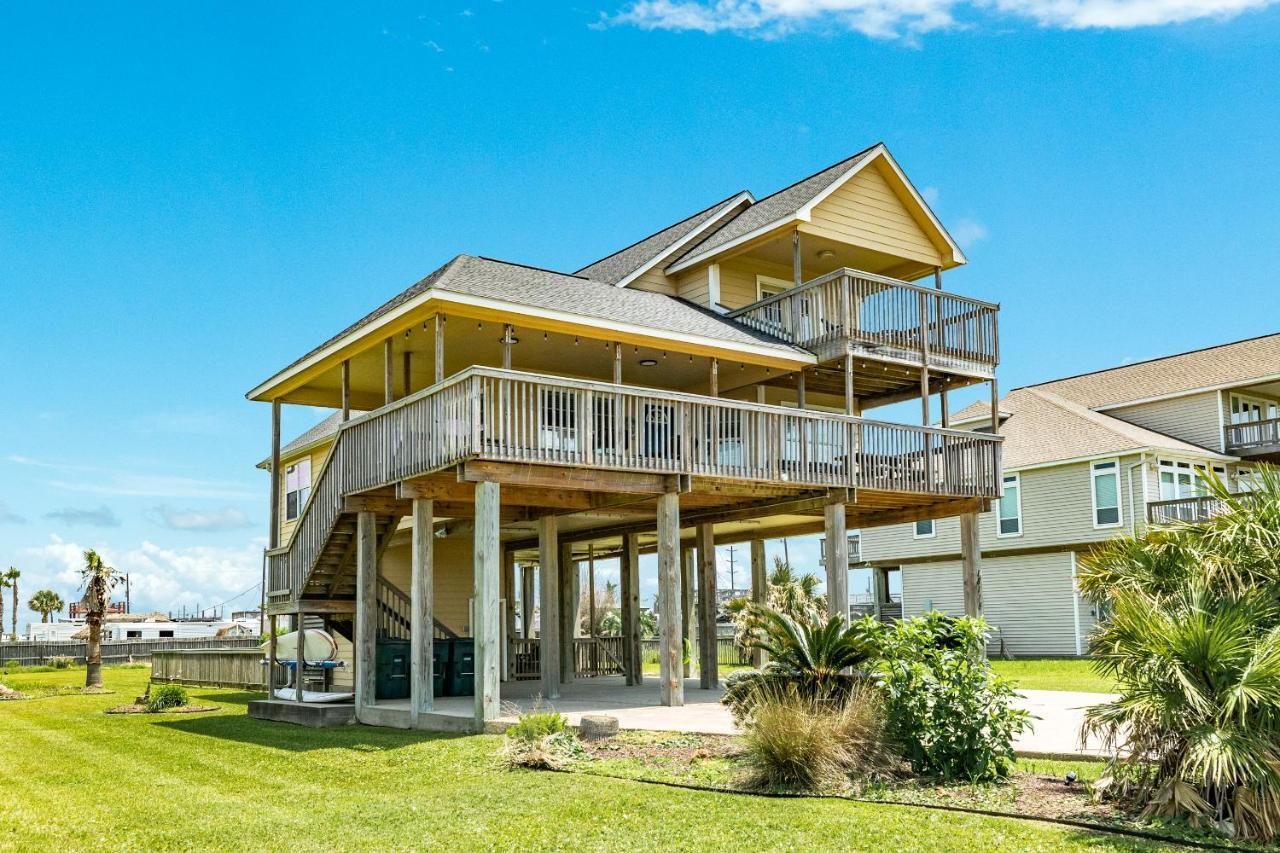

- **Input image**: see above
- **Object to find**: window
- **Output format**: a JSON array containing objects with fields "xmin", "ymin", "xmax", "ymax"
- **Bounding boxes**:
[
  {"xmin": 913, "ymin": 519, "xmax": 935, "ymax": 538},
  {"xmin": 1159, "ymin": 459, "xmax": 1227, "ymax": 499},
  {"xmin": 285, "ymin": 458, "xmax": 312, "ymax": 521},
  {"xmin": 126, "ymin": 630, "xmax": 141, "ymax": 639},
  {"xmin": 1091, "ymin": 460, "xmax": 1122, "ymax": 528},
  {"xmin": 1230, "ymin": 393, "xmax": 1278, "ymax": 425},
  {"xmin": 756, "ymin": 276, "xmax": 789, "ymax": 330},
  {"xmin": 996, "ymin": 473, "xmax": 1022, "ymax": 536},
  {"xmin": 159, "ymin": 630, "xmax": 174, "ymax": 639}
]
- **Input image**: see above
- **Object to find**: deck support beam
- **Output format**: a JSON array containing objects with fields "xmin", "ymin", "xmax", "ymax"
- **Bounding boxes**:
[
  {"xmin": 824, "ymin": 501, "xmax": 849, "ymax": 624},
  {"xmin": 434, "ymin": 314, "xmax": 445, "ymax": 383},
  {"xmin": 295, "ymin": 605, "xmax": 306, "ymax": 703},
  {"xmin": 269, "ymin": 399, "xmax": 281, "ymax": 550},
  {"xmin": 620, "ymin": 532, "xmax": 641, "ymax": 686},
  {"xmin": 410, "ymin": 497, "xmax": 434, "ymax": 724},
  {"xmin": 384, "ymin": 337, "xmax": 394, "ymax": 405},
  {"xmin": 537, "ymin": 516, "xmax": 560, "ymax": 698},
  {"xmin": 502, "ymin": 548, "xmax": 516, "ymax": 682},
  {"xmin": 696, "ymin": 522, "xmax": 718, "ymax": 689},
  {"xmin": 354, "ymin": 511, "xmax": 377, "ymax": 721},
  {"xmin": 559, "ymin": 541, "xmax": 575, "ymax": 683},
  {"xmin": 341, "ymin": 360, "xmax": 351, "ymax": 422},
  {"xmin": 960, "ymin": 511, "xmax": 983, "ymax": 619},
  {"xmin": 656, "ymin": 491, "xmax": 683, "ymax": 706},
  {"xmin": 520, "ymin": 563, "xmax": 534, "ymax": 640},
  {"xmin": 680, "ymin": 546, "xmax": 695, "ymax": 678},
  {"xmin": 750, "ymin": 539, "xmax": 768, "ymax": 668},
  {"xmin": 473, "ymin": 480, "xmax": 501, "ymax": 723}
]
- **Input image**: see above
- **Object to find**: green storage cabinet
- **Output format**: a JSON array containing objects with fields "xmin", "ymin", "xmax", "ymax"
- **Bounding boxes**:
[
  {"xmin": 448, "ymin": 638, "xmax": 475, "ymax": 697},
  {"xmin": 375, "ymin": 638, "xmax": 410, "ymax": 701},
  {"xmin": 432, "ymin": 639, "xmax": 449, "ymax": 698}
]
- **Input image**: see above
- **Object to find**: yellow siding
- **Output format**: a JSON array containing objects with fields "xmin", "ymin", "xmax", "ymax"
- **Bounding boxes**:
[
  {"xmin": 626, "ymin": 266, "xmax": 677, "ymax": 295},
  {"xmin": 809, "ymin": 163, "xmax": 942, "ymax": 266},
  {"xmin": 718, "ymin": 256, "xmax": 796, "ymax": 309},
  {"xmin": 675, "ymin": 267, "xmax": 711, "ymax": 307},
  {"xmin": 378, "ymin": 535, "xmax": 476, "ymax": 636},
  {"xmin": 278, "ymin": 441, "xmax": 334, "ymax": 544}
]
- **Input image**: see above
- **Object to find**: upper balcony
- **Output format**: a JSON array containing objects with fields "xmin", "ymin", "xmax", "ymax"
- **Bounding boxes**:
[
  {"xmin": 727, "ymin": 268, "xmax": 998, "ymax": 397},
  {"xmin": 1226, "ymin": 416, "xmax": 1280, "ymax": 462}
]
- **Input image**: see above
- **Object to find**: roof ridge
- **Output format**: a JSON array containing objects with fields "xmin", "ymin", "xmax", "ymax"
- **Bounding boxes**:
[
  {"xmin": 740, "ymin": 142, "xmax": 882, "ymax": 209},
  {"xmin": 573, "ymin": 190, "xmax": 751, "ymax": 276},
  {"xmin": 1024, "ymin": 331, "xmax": 1280, "ymax": 395},
  {"xmin": 473, "ymin": 255, "xmax": 589, "ymax": 280}
]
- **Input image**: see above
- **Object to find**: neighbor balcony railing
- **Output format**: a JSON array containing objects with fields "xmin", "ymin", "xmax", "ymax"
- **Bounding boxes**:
[
  {"xmin": 1147, "ymin": 494, "xmax": 1231, "ymax": 525},
  {"xmin": 727, "ymin": 268, "xmax": 999, "ymax": 374},
  {"xmin": 267, "ymin": 367, "xmax": 1002, "ymax": 601},
  {"xmin": 1226, "ymin": 417, "xmax": 1280, "ymax": 452}
]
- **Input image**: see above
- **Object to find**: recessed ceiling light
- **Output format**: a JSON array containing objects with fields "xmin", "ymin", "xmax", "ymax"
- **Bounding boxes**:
[
  {"xmin": 639, "ymin": 358, "xmax": 657, "ymax": 367},
  {"xmin": 817, "ymin": 249, "xmax": 836, "ymax": 260}
]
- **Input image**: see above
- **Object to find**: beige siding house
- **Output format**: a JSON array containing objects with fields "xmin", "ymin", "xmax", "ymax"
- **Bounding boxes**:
[{"xmin": 860, "ymin": 333, "xmax": 1280, "ymax": 657}]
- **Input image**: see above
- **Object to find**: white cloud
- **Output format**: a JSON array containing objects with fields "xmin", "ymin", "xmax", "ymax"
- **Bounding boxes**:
[
  {"xmin": 607, "ymin": 0, "xmax": 1278, "ymax": 38},
  {"xmin": 8, "ymin": 455, "xmax": 256, "ymax": 501},
  {"xmin": 23, "ymin": 535, "xmax": 267, "ymax": 615},
  {"xmin": 152, "ymin": 505, "xmax": 254, "ymax": 532},
  {"xmin": 950, "ymin": 217, "xmax": 989, "ymax": 247},
  {"xmin": 44, "ymin": 505, "xmax": 121, "ymax": 528}
]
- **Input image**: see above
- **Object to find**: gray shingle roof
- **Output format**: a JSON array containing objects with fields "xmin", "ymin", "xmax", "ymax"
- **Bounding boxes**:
[
  {"xmin": 666, "ymin": 144, "xmax": 880, "ymax": 270},
  {"xmin": 257, "ymin": 410, "xmax": 362, "ymax": 468},
  {"xmin": 575, "ymin": 192, "xmax": 750, "ymax": 285}
]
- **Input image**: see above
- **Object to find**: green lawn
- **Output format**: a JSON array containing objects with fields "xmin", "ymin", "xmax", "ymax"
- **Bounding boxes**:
[
  {"xmin": 0, "ymin": 666, "xmax": 1158, "ymax": 851},
  {"xmin": 990, "ymin": 659, "xmax": 1118, "ymax": 694}
]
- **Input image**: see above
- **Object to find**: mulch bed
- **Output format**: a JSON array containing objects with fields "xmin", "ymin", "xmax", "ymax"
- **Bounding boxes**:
[{"xmin": 104, "ymin": 704, "xmax": 220, "ymax": 715}]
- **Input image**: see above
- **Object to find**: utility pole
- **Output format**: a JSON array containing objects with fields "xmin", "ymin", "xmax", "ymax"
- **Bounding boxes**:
[
  {"xmin": 124, "ymin": 574, "xmax": 131, "ymax": 613},
  {"xmin": 726, "ymin": 545, "xmax": 738, "ymax": 595}
]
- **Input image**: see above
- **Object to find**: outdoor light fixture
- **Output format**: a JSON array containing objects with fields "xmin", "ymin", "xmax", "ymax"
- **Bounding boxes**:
[
  {"xmin": 817, "ymin": 248, "xmax": 836, "ymax": 260},
  {"xmin": 498, "ymin": 335, "xmax": 519, "ymax": 345},
  {"xmin": 639, "ymin": 359, "xmax": 657, "ymax": 367}
]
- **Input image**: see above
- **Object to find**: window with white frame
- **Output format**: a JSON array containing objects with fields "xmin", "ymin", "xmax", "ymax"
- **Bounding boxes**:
[
  {"xmin": 996, "ymin": 473, "xmax": 1021, "ymax": 536},
  {"xmin": 1230, "ymin": 393, "xmax": 1278, "ymax": 425},
  {"xmin": 285, "ymin": 458, "xmax": 311, "ymax": 521},
  {"xmin": 1159, "ymin": 459, "xmax": 1227, "ymax": 500},
  {"xmin": 1091, "ymin": 460, "xmax": 1122, "ymax": 528},
  {"xmin": 913, "ymin": 519, "xmax": 935, "ymax": 538}
]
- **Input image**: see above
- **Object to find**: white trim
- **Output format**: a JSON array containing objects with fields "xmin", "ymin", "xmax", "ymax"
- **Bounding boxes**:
[
  {"xmin": 1069, "ymin": 551, "xmax": 1082, "ymax": 657},
  {"xmin": 1006, "ymin": 446, "xmax": 1236, "ymax": 475},
  {"xmin": 911, "ymin": 519, "xmax": 936, "ymax": 539},
  {"xmin": 1216, "ymin": 390, "xmax": 1227, "ymax": 453},
  {"xmin": 665, "ymin": 145, "xmax": 966, "ymax": 274},
  {"xmin": 247, "ymin": 287, "xmax": 814, "ymax": 400},
  {"xmin": 993, "ymin": 473, "xmax": 1022, "ymax": 538},
  {"xmin": 708, "ymin": 263, "xmax": 722, "ymax": 310},
  {"xmin": 1091, "ymin": 373, "xmax": 1280, "ymax": 411},
  {"xmin": 1090, "ymin": 458, "xmax": 1124, "ymax": 529},
  {"xmin": 613, "ymin": 192, "xmax": 754, "ymax": 289}
]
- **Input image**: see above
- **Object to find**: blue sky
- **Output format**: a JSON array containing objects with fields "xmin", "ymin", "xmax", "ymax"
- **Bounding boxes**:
[{"xmin": 2, "ymin": 1, "xmax": 1278, "ymax": 626}]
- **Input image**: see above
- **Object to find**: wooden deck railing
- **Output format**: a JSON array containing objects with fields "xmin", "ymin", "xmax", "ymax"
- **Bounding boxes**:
[
  {"xmin": 508, "ymin": 636, "xmax": 624, "ymax": 680},
  {"xmin": 728, "ymin": 268, "xmax": 999, "ymax": 374},
  {"xmin": 1147, "ymin": 494, "xmax": 1231, "ymax": 525},
  {"xmin": 1226, "ymin": 417, "xmax": 1280, "ymax": 452},
  {"xmin": 268, "ymin": 367, "xmax": 1002, "ymax": 602}
]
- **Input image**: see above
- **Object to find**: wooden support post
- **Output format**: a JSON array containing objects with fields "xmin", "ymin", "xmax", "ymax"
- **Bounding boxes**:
[
  {"xmin": 410, "ymin": 497, "xmax": 434, "ymax": 724},
  {"xmin": 823, "ymin": 501, "xmax": 849, "ymax": 624},
  {"xmin": 990, "ymin": 378, "xmax": 1000, "ymax": 435},
  {"xmin": 941, "ymin": 383, "xmax": 950, "ymax": 429},
  {"xmin": 750, "ymin": 539, "xmax": 767, "ymax": 668},
  {"xmin": 696, "ymin": 522, "xmax": 718, "ymax": 689},
  {"xmin": 521, "ymin": 563, "xmax": 534, "ymax": 640},
  {"xmin": 709, "ymin": 358, "xmax": 719, "ymax": 397},
  {"xmin": 559, "ymin": 541, "xmax": 575, "ymax": 683},
  {"xmin": 473, "ymin": 480, "xmax": 501, "ymax": 723},
  {"xmin": 502, "ymin": 323, "xmax": 514, "ymax": 370},
  {"xmin": 960, "ymin": 511, "xmax": 983, "ymax": 619},
  {"xmin": 613, "ymin": 342, "xmax": 623, "ymax": 384},
  {"xmin": 295, "ymin": 606, "xmax": 306, "ymax": 703},
  {"xmin": 792, "ymin": 229, "xmax": 801, "ymax": 285},
  {"xmin": 502, "ymin": 548, "xmax": 516, "ymax": 682},
  {"xmin": 355, "ymin": 511, "xmax": 377, "ymax": 719},
  {"xmin": 267, "ymin": 614, "xmax": 278, "ymax": 695},
  {"xmin": 434, "ymin": 314, "xmax": 445, "ymax": 384},
  {"xmin": 341, "ymin": 360, "xmax": 351, "ymax": 423},
  {"xmin": 402, "ymin": 351, "xmax": 412, "ymax": 399},
  {"xmin": 383, "ymin": 337, "xmax": 394, "ymax": 405},
  {"xmin": 586, "ymin": 544, "xmax": 596, "ymax": 640},
  {"xmin": 844, "ymin": 352, "xmax": 856, "ymax": 416},
  {"xmin": 680, "ymin": 547, "xmax": 695, "ymax": 678},
  {"xmin": 620, "ymin": 532, "xmax": 641, "ymax": 686},
  {"xmin": 656, "ymin": 491, "xmax": 683, "ymax": 707},
  {"xmin": 269, "ymin": 400, "xmax": 281, "ymax": 550},
  {"xmin": 537, "ymin": 517, "xmax": 560, "ymax": 698},
  {"xmin": 796, "ymin": 370, "xmax": 806, "ymax": 410}
]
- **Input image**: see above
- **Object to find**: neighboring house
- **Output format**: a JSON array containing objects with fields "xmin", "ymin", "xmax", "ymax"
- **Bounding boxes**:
[
  {"xmin": 248, "ymin": 143, "xmax": 1006, "ymax": 730},
  {"xmin": 30, "ymin": 614, "xmax": 233, "ymax": 642},
  {"xmin": 859, "ymin": 333, "xmax": 1280, "ymax": 658}
]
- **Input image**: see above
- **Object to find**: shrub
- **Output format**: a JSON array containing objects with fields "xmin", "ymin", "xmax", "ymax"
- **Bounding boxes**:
[
  {"xmin": 505, "ymin": 708, "xmax": 567, "ymax": 742},
  {"xmin": 738, "ymin": 682, "xmax": 897, "ymax": 793},
  {"xmin": 499, "ymin": 704, "xmax": 586, "ymax": 770},
  {"xmin": 874, "ymin": 613, "xmax": 1029, "ymax": 783},
  {"xmin": 48, "ymin": 656, "xmax": 74, "ymax": 670},
  {"xmin": 145, "ymin": 684, "xmax": 188, "ymax": 712}
]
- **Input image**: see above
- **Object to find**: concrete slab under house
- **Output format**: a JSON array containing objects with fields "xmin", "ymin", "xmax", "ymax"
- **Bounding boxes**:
[{"xmin": 245, "ymin": 143, "xmax": 1004, "ymax": 733}]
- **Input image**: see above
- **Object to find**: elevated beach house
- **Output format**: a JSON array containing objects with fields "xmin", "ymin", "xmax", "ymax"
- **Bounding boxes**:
[
  {"xmin": 859, "ymin": 333, "xmax": 1280, "ymax": 658},
  {"xmin": 247, "ymin": 143, "xmax": 1003, "ymax": 730}
]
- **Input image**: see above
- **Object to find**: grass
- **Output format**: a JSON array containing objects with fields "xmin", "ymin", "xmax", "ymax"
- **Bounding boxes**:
[
  {"xmin": 990, "ymin": 659, "xmax": 1118, "ymax": 694},
  {"xmin": 0, "ymin": 666, "xmax": 1165, "ymax": 851}
]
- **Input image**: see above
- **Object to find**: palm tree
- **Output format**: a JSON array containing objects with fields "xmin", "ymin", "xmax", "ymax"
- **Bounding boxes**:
[
  {"xmin": 725, "ymin": 557, "xmax": 826, "ymax": 651},
  {"xmin": 0, "ymin": 571, "xmax": 7, "ymax": 643},
  {"xmin": 1079, "ymin": 465, "xmax": 1280, "ymax": 843},
  {"xmin": 747, "ymin": 608, "xmax": 877, "ymax": 694},
  {"xmin": 2, "ymin": 567, "xmax": 19, "ymax": 641},
  {"xmin": 28, "ymin": 589, "xmax": 64, "ymax": 624},
  {"xmin": 79, "ymin": 550, "xmax": 119, "ymax": 688}
]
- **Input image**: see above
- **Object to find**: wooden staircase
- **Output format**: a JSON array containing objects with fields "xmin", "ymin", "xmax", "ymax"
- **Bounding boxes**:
[
  {"xmin": 376, "ymin": 576, "xmax": 458, "ymax": 640},
  {"xmin": 302, "ymin": 512, "xmax": 402, "ymax": 599}
]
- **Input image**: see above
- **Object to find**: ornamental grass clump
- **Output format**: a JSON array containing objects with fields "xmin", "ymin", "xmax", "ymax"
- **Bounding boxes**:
[
  {"xmin": 738, "ymin": 681, "xmax": 898, "ymax": 793},
  {"xmin": 144, "ymin": 684, "xmax": 188, "ymax": 712},
  {"xmin": 500, "ymin": 703, "xmax": 587, "ymax": 770},
  {"xmin": 1079, "ymin": 465, "xmax": 1280, "ymax": 843}
]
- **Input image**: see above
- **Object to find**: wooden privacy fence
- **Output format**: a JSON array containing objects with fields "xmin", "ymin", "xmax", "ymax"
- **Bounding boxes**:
[
  {"xmin": 0, "ymin": 637, "xmax": 261, "ymax": 668},
  {"xmin": 151, "ymin": 648, "xmax": 268, "ymax": 690}
]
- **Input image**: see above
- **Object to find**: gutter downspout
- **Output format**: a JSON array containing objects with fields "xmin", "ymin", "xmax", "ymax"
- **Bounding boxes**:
[{"xmin": 1126, "ymin": 453, "xmax": 1147, "ymax": 534}]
